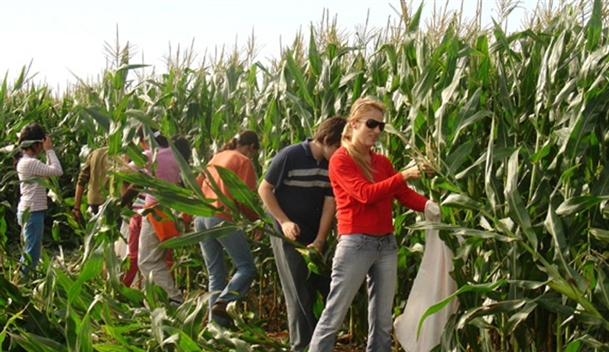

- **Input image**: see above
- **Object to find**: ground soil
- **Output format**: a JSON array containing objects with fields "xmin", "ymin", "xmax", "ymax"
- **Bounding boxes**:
[{"xmin": 266, "ymin": 332, "xmax": 366, "ymax": 352}]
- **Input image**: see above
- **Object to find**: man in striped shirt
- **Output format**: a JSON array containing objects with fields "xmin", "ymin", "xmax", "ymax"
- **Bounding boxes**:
[{"xmin": 258, "ymin": 116, "xmax": 346, "ymax": 352}]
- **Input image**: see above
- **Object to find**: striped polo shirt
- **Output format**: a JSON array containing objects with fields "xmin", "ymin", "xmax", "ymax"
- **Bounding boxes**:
[{"xmin": 263, "ymin": 139, "xmax": 333, "ymax": 244}]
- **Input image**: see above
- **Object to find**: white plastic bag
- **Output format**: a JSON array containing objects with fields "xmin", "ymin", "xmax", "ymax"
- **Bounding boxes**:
[{"xmin": 394, "ymin": 202, "xmax": 458, "ymax": 352}]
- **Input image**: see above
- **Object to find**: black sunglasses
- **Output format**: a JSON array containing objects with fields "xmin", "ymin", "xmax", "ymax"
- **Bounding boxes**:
[{"xmin": 359, "ymin": 119, "xmax": 386, "ymax": 132}]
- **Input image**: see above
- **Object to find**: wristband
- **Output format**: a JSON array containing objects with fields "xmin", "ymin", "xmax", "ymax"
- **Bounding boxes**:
[{"xmin": 314, "ymin": 239, "xmax": 325, "ymax": 245}]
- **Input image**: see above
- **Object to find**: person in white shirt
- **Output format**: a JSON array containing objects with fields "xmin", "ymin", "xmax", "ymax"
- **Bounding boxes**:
[{"xmin": 15, "ymin": 123, "xmax": 63, "ymax": 278}]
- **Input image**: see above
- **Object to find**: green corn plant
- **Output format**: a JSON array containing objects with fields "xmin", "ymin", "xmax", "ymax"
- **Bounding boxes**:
[{"xmin": 1, "ymin": 0, "xmax": 609, "ymax": 351}]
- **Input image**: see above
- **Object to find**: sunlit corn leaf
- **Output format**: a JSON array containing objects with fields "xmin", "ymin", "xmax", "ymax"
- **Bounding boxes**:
[
  {"xmin": 556, "ymin": 195, "xmax": 608, "ymax": 216},
  {"xmin": 207, "ymin": 321, "xmax": 251, "ymax": 352},
  {"xmin": 505, "ymin": 150, "xmax": 538, "ymax": 250},
  {"xmin": 505, "ymin": 300, "xmax": 537, "ymax": 334},
  {"xmin": 545, "ymin": 279, "xmax": 608, "ymax": 326},
  {"xmin": 408, "ymin": 222, "xmax": 517, "ymax": 242},
  {"xmin": 545, "ymin": 203, "xmax": 587, "ymax": 292},
  {"xmin": 76, "ymin": 311, "xmax": 93, "ymax": 352},
  {"xmin": 115, "ymin": 170, "xmax": 219, "ymax": 217},
  {"xmin": 565, "ymin": 340, "xmax": 581, "ymax": 352},
  {"xmin": 421, "ymin": 280, "xmax": 506, "ymax": 336},
  {"xmin": 536, "ymin": 295, "xmax": 577, "ymax": 316},
  {"xmin": 506, "ymin": 280, "xmax": 546, "ymax": 290},
  {"xmin": 308, "ymin": 28, "xmax": 322, "ymax": 76},
  {"xmin": 215, "ymin": 166, "xmax": 265, "ymax": 218},
  {"xmin": 586, "ymin": 0, "xmax": 603, "ymax": 57},
  {"xmin": 569, "ymin": 334, "xmax": 609, "ymax": 350},
  {"xmin": 8, "ymin": 331, "xmax": 68, "ymax": 352},
  {"xmin": 197, "ymin": 166, "xmax": 241, "ymax": 218},
  {"xmin": 68, "ymin": 246, "xmax": 104, "ymax": 307},
  {"xmin": 442, "ymin": 193, "xmax": 483, "ymax": 211},
  {"xmin": 178, "ymin": 294, "xmax": 212, "ymax": 339},
  {"xmin": 94, "ymin": 346, "xmax": 138, "ymax": 352},
  {"xmin": 84, "ymin": 108, "xmax": 111, "ymax": 133},
  {"xmin": 0, "ymin": 275, "xmax": 58, "ymax": 339},
  {"xmin": 564, "ymin": 90, "xmax": 609, "ymax": 164},
  {"xmin": 100, "ymin": 324, "xmax": 145, "ymax": 350},
  {"xmin": 594, "ymin": 268, "xmax": 609, "ymax": 311},
  {"xmin": 149, "ymin": 307, "xmax": 171, "ymax": 347},
  {"xmin": 160, "ymin": 223, "xmax": 243, "ymax": 249},
  {"xmin": 169, "ymin": 140, "xmax": 204, "ymax": 199},
  {"xmin": 285, "ymin": 52, "xmax": 315, "ymax": 109},
  {"xmin": 123, "ymin": 143, "xmax": 149, "ymax": 168},
  {"xmin": 589, "ymin": 228, "xmax": 609, "ymax": 243},
  {"xmin": 0, "ymin": 307, "xmax": 23, "ymax": 347},
  {"xmin": 157, "ymin": 329, "xmax": 202, "ymax": 352}
]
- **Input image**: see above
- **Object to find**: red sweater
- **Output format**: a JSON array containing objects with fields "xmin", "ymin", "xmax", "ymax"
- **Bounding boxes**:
[{"xmin": 329, "ymin": 147, "xmax": 428, "ymax": 236}]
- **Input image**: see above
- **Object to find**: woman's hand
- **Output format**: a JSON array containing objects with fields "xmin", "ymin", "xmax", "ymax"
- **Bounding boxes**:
[
  {"xmin": 424, "ymin": 200, "xmax": 441, "ymax": 221},
  {"xmin": 401, "ymin": 164, "xmax": 434, "ymax": 181},
  {"xmin": 42, "ymin": 135, "xmax": 53, "ymax": 151}
]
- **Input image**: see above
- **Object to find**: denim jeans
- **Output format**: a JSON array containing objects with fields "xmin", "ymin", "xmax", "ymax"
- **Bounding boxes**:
[
  {"xmin": 309, "ymin": 234, "xmax": 398, "ymax": 352},
  {"xmin": 17, "ymin": 210, "xmax": 46, "ymax": 278},
  {"xmin": 195, "ymin": 216, "xmax": 256, "ymax": 321},
  {"xmin": 271, "ymin": 235, "xmax": 330, "ymax": 352}
]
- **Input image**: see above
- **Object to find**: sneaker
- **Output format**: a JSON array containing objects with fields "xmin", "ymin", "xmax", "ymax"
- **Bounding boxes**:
[{"xmin": 211, "ymin": 300, "xmax": 231, "ymax": 320}]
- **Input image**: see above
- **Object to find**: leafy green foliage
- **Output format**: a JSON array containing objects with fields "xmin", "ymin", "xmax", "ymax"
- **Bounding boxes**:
[{"xmin": 1, "ymin": 0, "xmax": 609, "ymax": 350}]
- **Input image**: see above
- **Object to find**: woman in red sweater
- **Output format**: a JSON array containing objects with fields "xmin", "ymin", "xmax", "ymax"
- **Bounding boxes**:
[{"xmin": 309, "ymin": 97, "xmax": 438, "ymax": 352}]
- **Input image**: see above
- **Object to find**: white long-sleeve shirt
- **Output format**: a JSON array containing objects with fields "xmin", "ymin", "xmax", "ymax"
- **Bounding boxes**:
[{"xmin": 17, "ymin": 149, "xmax": 63, "ymax": 212}]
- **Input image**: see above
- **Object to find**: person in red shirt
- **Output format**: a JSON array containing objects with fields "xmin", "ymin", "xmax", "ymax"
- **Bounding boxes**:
[
  {"xmin": 309, "ymin": 97, "xmax": 439, "ymax": 352},
  {"xmin": 194, "ymin": 130, "xmax": 261, "ymax": 326}
]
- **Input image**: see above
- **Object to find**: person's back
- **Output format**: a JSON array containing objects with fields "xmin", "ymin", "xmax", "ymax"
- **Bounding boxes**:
[
  {"xmin": 73, "ymin": 146, "xmax": 109, "ymax": 217},
  {"xmin": 84, "ymin": 147, "xmax": 109, "ymax": 205},
  {"xmin": 200, "ymin": 149, "xmax": 258, "ymax": 221},
  {"xmin": 134, "ymin": 130, "xmax": 191, "ymax": 305},
  {"xmin": 194, "ymin": 130, "xmax": 260, "ymax": 327}
]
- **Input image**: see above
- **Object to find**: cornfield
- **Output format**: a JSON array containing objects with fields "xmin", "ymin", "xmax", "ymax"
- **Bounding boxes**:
[{"xmin": 1, "ymin": 0, "xmax": 609, "ymax": 351}]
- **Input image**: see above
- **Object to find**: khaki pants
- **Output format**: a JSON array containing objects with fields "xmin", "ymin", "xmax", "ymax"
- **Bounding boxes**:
[{"xmin": 138, "ymin": 217, "xmax": 183, "ymax": 302}]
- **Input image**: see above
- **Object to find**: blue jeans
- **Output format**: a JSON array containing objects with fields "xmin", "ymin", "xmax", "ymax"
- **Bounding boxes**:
[
  {"xmin": 17, "ymin": 210, "xmax": 46, "ymax": 278},
  {"xmin": 195, "ymin": 216, "xmax": 256, "ymax": 321},
  {"xmin": 309, "ymin": 234, "xmax": 398, "ymax": 352}
]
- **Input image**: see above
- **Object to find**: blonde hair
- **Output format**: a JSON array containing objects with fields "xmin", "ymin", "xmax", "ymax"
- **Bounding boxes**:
[{"xmin": 342, "ymin": 97, "xmax": 385, "ymax": 182}]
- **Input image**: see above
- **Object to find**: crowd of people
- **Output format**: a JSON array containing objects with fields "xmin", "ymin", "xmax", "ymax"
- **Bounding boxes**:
[{"xmin": 14, "ymin": 96, "xmax": 439, "ymax": 352}]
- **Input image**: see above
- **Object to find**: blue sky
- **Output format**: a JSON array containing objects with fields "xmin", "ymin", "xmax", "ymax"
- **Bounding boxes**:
[{"xmin": 0, "ymin": 0, "xmax": 536, "ymax": 90}]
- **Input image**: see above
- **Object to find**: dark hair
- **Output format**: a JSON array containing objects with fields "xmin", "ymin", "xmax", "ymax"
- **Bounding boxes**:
[
  {"xmin": 137, "ymin": 126, "xmax": 169, "ymax": 148},
  {"xmin": 18, "ymin": 123, "xmax": 46, "ymax": 150},
  {"xmin": 218, "ymin": 130, "xmax": 260, "ymax": 152},
  {"xmin": 313, "ymin": 116, "xmax": 347, "ymax": 146},
  {"xmin": 171, "ymin": 135, "xmax": 191, "ymax": 161},
  {"xmin": 14, "ymin": 123, "xmax": 46, "ymax": 167}
]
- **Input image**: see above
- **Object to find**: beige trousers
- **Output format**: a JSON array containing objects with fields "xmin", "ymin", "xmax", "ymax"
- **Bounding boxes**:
[{"xmin": 138, "ymin": 217, "xmax": 183, "ymax": 302}]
